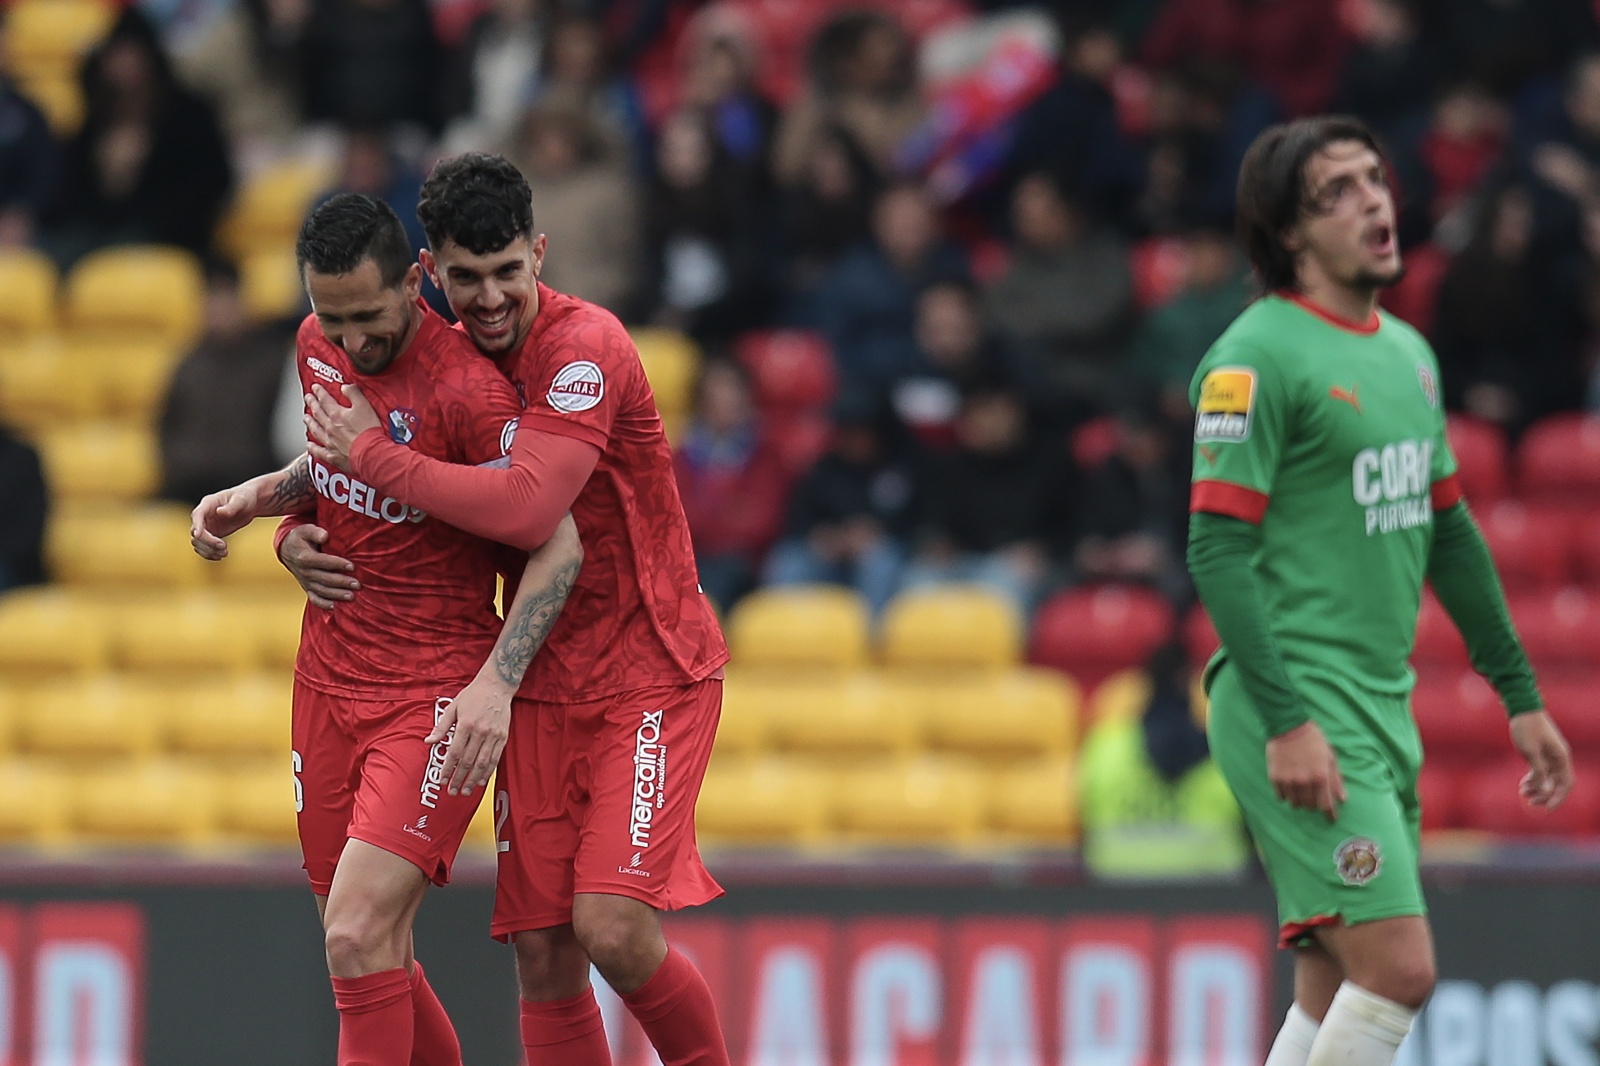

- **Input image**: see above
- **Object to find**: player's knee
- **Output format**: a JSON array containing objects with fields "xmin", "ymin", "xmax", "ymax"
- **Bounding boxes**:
[
  {"xmin": 323, "ymin": 914, "xmax": 391, "ymax": 974},
  {"xmin": 1359, "ymin": 958, "xmax": 1436, "ymax": 1011},
  {"xmin": 514, "ymin": 927, "xmax": 590, "ymax": 1000},
  {"xmin": 573, "ymin": 901, "xmax": 665, "ymax": 989}
]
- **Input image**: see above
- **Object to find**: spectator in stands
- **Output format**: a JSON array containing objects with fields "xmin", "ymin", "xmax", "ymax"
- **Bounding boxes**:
[
  {"xmin": 673, "ymin": 360, "xmax": 792, "ymax": 612},
  {"xmin": 297, "ymin": 0, "xmax": 444, "ymax": 134},
  {"xmin": 41, "ymin": 8, "xmax": 233, "ymax": 268},
  {"xmin": 1432, "ymin": 183, "xmax": 1583, "ymax": 436},
  {"xmin": 809, "ymin": 181, "xmax": 968, "ymax": 389},
  {"xmin": 779, "ymin": 124, "xmax": 881, "ymax": 304},
  {"xmin": 0, "ymin": 421, "xmax": 45, "ymax": 594},
  {"xmin": 900, "ymin": 384, "xmax": 1073, "ymax": 615},
  {"xmin": 1334, "ymin": 0, "xmax": 1438, "ymax": 142},
  {"xmin": 984, "ymin": 171, "xmax": 1135, "ymax": 419},
  {"xmin": 506, "ymin": 98, "xmax": 640, "ymax": 314},
  {"xmin": 1519, "ymin": 54, "xmax": 1600, "ymax": 281},
  {"xmin": 891, "ymin": 278, "xmax": 1034, "ymax": 451},
  {"xmin": 678, "ymin": 8, "xmax": 777, "ymax": 186},
  {"xmin": 1073, "ymin": 393, "xmax": 1191, "ymax": 600},
  {"xmin": 158, "ymin": 260, "xmax": 295, "ymax": 504},
  {"xmin": 440, "ymin": 0, "xmax": 548, "ymax": 154},
  {"xmin": 151, "ymin": 0, "xmax": 302, "ymax": 149},
  {"xmin": 0, "ymin": 17, "xmax": 55, "ymax": 248},
  {"xmin": 765, "ymin": 389, "xmax": 923, "ymax": 620},
  {"xmin": 1126, "ymin": 216, "xmax": 1251, "ymax": 413},
  {"xmin": 527, "ymin": 13, "xmax": 648, "ymax": 170},
  {"xmin": 641, "ymin": 108, "xmax": 767, "ymax": 343},
  {"xmin": 1419, "ymin": 82, "xmax": 1509, "ymax": 225},
  {"xmin": 772, "ymin": 9, "xmax": 924, "ymax": 187}
]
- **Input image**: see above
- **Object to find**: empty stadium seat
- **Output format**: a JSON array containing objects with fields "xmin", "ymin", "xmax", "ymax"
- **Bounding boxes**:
[
  {"xmin": 833, "ymin": 757, "xmax": 988, "ymax": 844},
  {"xmin": 1539, "ymin": 678, "xmax": 1600, "ymax": 757},
  {"xmin": 113, "ymin": 594, "xmax": 260, "ymax": 675},
  {"xmin": 1086, "ymin": 669, "xmax": 1151, "ymax": 725},
  {"xmin": 0, "ymin": 588, "xmax": 112, "ymax": 676},
  {"xmin": 1411, "ymin": 671, "xmax": 1512, "ymax": 766},
  {"xmin": 16, "ymin": 71, "xmax": 84, "ymax": 134},
  {"xmin": 67, "ymin": 338, "xmax": 183, "ymax": 420},
  {"xmin": 240, "ymin": 247, "xmax": 305, "ymax": 324},
  {"xmin": 985, "ymin": 756, "xmax": 1077, "ymax": 843},
  {"xmin": 1412, "ymin": 591, "xmax": 1468, "ymax": 673},
  {"xmin": 735, "ymin": 331, "xmax": 836, "ymax": 412},
  {"xmin": 1030, "ymin": 585, "xmax": 1176, "ymax": 690},
  {"xmin": 0, "ymin": 247, "xmax": 58, "ymax": 338},
  {"xmin": 890, "ymin": 668, "xmax": 1078, "ymax": 759},
  {"xmin": 1069, "ymin": 416, "xmax": 1118, "ymax": 469},
  {"xmin": 210, "ymin": 519, "xmax": 304, "ymax": 592},
  {"xmin": 881, "ymin": 585, "xmax": 1022, "ymax": 670},
  {"xmin": 1457, "ymin": 758, "xmax": 1600, "ymax": 838},
  {"xmin": 217, "ymin": 159, "xmax": 336, "ymax": 260},
  {"xmin": 1128, "ymin": 236, "xmax": 1187, "ymax": 309},
  {"xmin": 765, "ymin": 412, "xmax": 832, "ymax": 475},
  {"xmin": 1567, "ymin": 513, "xmax": 1600, "ymax": 588},
  {"xmin": 0, "ymin": 760, "xmax": 72, "ymax": 844},
  {"xmin": 1415, "ymin": 762, "xmax": 1461, "ymax": 833},
  {"xmin": 726, "ymin": 585, "xmax": 870, "ymax": 671},
  {"xmin": 0, "ymin": 345, "xmax": 106, "ymax": 430},
  {"xmin": 2, "ymin": 0, "xmax": 115, "ymax": 81},
  {"xmin": 762, "ymin": 674, "xmax": 916, "ymax": 757},
  {"xmin": 165, "ymin": 673, "xmax": 291, "ymax": 758},
  {"xmin": 1477, "ymin": 500, "xmax": 1571, "ymax": 590},
  {"xmin": 35, "ymin": 421, "xmax": 160, "ymax": 501},
  {"xmin": 233, "ymin": 593, "xmax": 309, "ymax": 670},
  {"xmin": 1182, "ymin": 605, "xmax": 1219, "ymax": 666},
  {"xmin": 214, "ymin": 759, "xmax": 299, "ymax": 844},
  {"xmin": 48, "ymin": 506, "xmax": 210, "ymax": 589},
  {"xmin": 1507, "ymin": 588, "xmax": 1600, "ymax": 677},
  {"xmin": 1518, "ymin": 414, "xmax": 1600, "ymax": 504},
  {"xmin": 71, "ymin": 760, "xmax": 217, "ymax": 844},
  {"xmin": 712, "ymin": 671, "xmax": 773, "ymax": 756},
  {"xmin": 1445, "ymin": 415, "xmax": 1508, "ymax": 504},
  {"xmin": 64, "ymin": 245, "xmax": 205, "ymax": 347},
  {"xmin": 14, "ymin": 675, "xmax": 163, "ymax": 759},
  {"xmin": 696, "ymin": 757, "xmax": 832, "ymax": 844},
  {"xmin": 462, "ymin": 775, "xmax": 501, "ymax": 854},
  {"xmin": 631, "ymin": 327, "xmax": 701, "ymax": 433}
]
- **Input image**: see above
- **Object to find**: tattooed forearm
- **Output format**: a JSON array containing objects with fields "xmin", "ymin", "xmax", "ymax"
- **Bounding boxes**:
[
  {"xmin": 262, "ymin": 456, "xmax": 316, "ymax": 515},
  {"xmin": 493, "ymin": 558, "xmax": 580, "ymax": 687}
]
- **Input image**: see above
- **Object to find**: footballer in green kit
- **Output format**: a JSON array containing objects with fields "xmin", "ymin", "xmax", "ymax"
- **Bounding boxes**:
[{"xmin": 1186, "ymin": 116, "xmax": 1575, "ymax": 1066}]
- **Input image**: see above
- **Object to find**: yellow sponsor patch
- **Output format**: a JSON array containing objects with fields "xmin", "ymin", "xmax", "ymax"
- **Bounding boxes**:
[{"xmin": 1194, "ymin": 367, "xmax": 1256, "ymax": 442}]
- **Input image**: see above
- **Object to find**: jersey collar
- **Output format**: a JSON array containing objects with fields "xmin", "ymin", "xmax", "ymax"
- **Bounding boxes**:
[{"xmin": 1276, "ymin": 290, "xmax": 1381, "ymax": 335}]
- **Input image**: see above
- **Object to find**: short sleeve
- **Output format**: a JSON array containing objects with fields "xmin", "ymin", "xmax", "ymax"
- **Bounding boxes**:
[
  {"xmin": 1421, "ymin": 353, "xmax": 1462, "ymax": 509},
  {"xmin": 441, "ymin": 357, "xmax": 525, "ymax": 467},
  {"xmin": 518, "ymin": 313, "xmax": 639, "ymax": 451},
  {"xmin": 1188, "ymin": 345, "xmax": 1295, "ymax": 523}
]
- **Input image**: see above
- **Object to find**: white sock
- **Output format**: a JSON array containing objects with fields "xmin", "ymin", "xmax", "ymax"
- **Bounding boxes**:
[
  {"xmin": 1265, "ymin": 1003, "xmax": 1321, "ymax": 1066},
  {"xmin": 1306, "ymin": 982, "xmax": 1417, "ymax": 1065}
]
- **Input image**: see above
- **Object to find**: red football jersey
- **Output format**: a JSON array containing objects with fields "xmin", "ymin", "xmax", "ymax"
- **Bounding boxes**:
[
  {"xmin": 294, "ymin": 305, "xmax": 523, "ymax": 697},
  {"xmin": 496, "ymin": 284, "xmax": 729, "ymax": 701}
]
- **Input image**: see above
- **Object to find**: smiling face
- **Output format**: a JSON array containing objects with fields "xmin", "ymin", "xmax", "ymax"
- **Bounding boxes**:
[
  {"xmin": 422, "ymin": 234, "xmax": 546, "ymax": 356},
  {"xmin": 304, "ymin": 257, "xmax": 422, "ymax": 375},
  {"xmin": 1287, "ymin": 140, "xmax": 1403, "ymax": 292}
]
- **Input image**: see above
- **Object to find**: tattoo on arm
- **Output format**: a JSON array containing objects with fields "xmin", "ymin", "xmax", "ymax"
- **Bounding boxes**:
[
  {"xmin": 263, "ymin": 456, "xmax": 315, "ymax": 515},
  {"xmin": 494, "ymin": 558, "xmax": 580, "ymax": 687}
]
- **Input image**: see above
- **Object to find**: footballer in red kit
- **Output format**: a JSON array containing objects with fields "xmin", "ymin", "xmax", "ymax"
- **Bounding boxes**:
[
  {"xmin": 304, "ymin": 155, "xmax": 732, "ymax": 1066},
  {"xmin": 189, "ymin": 194, "xmax": 582, "ymax": 1066}
]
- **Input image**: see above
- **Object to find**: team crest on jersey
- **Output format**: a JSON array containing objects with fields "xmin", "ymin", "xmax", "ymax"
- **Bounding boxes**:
[
  {"xmin": 1194, "ymin": 366, "xmax": 1256, "ymax": 442},
  {"xmin": 548, "ymin": 360, "xmax": 605, "ymax": 413},
  {"xmin": 1334, "ymin": 836, "xmax": 1382, "ymax": 886},
  {"xmin": 388, "ymin": 407, "xmax": 419, "ymax": 444},
  {"xmin": 1417, "ymin": 365, "xmax": 1439, "ymax": 409},
  {"xmin": 501, "ymin": 417, "xmax": 519, "ymax": 456}
]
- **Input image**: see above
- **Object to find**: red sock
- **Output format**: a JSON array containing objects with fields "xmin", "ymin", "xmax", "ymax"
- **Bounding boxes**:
[
  {"xmin": 520, "ymin": 988, "xmax": 613, "ymax": 1066},
  {"xmin": 620, "ymin": 948, "xmax": 730, "ymax": 1066},
  {"xmin": 332, "ymin": 968, "xmax": 414, "ymax": 1066},
  {"xmin": 408, "ymin": 962, "xmax": 462, "ymax": 1066}
]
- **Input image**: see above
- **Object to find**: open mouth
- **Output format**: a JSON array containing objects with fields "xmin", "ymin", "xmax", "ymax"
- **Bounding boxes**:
[
  {"xmin": 473, "ymin": 307, "xmax": 513, "ymax": 337},
  {"xmin": 1366, "ymin": 222, "xmax": 1395, "ymax": 258}
]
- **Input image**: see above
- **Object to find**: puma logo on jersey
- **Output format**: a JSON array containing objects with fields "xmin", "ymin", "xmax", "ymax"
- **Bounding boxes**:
[
  {"xmin": 1329, "ymin": 385, "xmax": 1362, "ymax": 413},
  {"xmin": 1198, "ymin": 444, "xmax": 1219, "ymax": 466}
]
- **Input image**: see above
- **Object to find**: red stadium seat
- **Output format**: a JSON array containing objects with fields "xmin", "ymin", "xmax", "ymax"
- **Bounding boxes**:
[
  {"xmin": 1069, "ymin": 415, "xmax": 1118, "ymax": 469},
  {"xmin": 736, "ymin": 330, "xmax": 837, "ymax": 414},
  {"xmin": 1379, "ymin": 242, "xmax": 1448, "ymax": 335},
  {"xmin": 1182, "ymin": 605, "xmax": 1219, "ymax": 667},
  {"xmin": 1507, "ymin": 588, "xmax": 1600, "ymax": 678},
  {"xmin": 1458, "ymin": 758, "xmax": 1600, "ymax": 837},
  {"xmin": 1128, "ymin": 237, "xmax": 1187, "ymax": 309},
  {"xmin": 1445, "ymin": 414, "xmax": 1507, "ymax": 505},
  {"xmin": 1566, "ymin": 509, "xmax": 1600, "ymax": 587},
  {"xmin": 766, "ymin": 413, "xmax": 832, "ymax": 476},
  {"xmin": 1412, "ymin": 591, "xmax": 1468, "ymax": 673},
  {"xmin": 1029, "ymin": 584, "xmax": 1176, "ymax": 691},
  {"xmin": 1518, "ymin": 414, "xmax": 1600, "ymax": 504},
  {"xmin": 1476, "ymin": 500, "xmax": 1572, "ymax": 591},
  {"xmin": 1411, "ymin": 671, "xmax": 1511, "ymax": 765},
  {"xmin": 1539, "ymin": 678, "xmax": 1600, "ymax": 758},
  {"xmin": 1416, "ymin": 762, "xmax": 1462, "ymax": 832}
]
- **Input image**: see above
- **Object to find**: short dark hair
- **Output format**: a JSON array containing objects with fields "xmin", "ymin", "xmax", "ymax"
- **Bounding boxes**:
[
  {"xmin": 1235, "ymin": 116, "xmax": 1386, "ymax": 292},
  {"xmin": 417, "ymin": 152, "xmax": 536, "ymax": 255},
  {"xmin": 295, "ymin": 193, "xmax": 413, "ymax": 288}
]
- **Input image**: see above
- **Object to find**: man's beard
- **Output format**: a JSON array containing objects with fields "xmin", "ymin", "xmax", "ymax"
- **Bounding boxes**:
[{"xmin": 1355, "ymin": 261, "xmax": 1407, "ymax": 290}]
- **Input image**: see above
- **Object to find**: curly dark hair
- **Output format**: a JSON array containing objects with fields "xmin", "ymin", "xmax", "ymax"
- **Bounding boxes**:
[
  {"xmin": 1235, "ymin": 116, "xmax": 1387, "ymax": 292},
  {"xmin": 417, "ymin": 152, "xmax": 536, "ymax": 255},
  {"xmin": 295, "ymin": 193, "xmax": 413, "ymax": 288}
]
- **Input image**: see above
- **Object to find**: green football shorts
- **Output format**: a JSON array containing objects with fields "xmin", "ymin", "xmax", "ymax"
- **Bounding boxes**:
[{"xmin": 1206, "ymin": 661, "xmax": 1427, "ymax": 948}]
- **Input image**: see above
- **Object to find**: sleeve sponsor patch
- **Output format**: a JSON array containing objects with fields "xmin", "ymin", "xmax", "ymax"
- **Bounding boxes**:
[
  {"xmin": 1194, "ymin": 367, "xmax": 1256, "ymax": 442},
  {"xmin": 547, "ymin": 360, "xmax": 605, "ymax": 413},
  {"xmin": 500, "ymin": 417, "xmax": 519, "ymax": 456}
]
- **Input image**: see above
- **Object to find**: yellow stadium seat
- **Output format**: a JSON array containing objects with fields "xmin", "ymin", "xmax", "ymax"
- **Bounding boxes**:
[
  {"xmin": 0, "ymin": 588, "xmax": 112, "ymax": 676},
  {"xmin": 232, "ymin": 593, "xmax": 308, "ymax": 670},
  {"xmin": 710, "ymin": 670, "xmax": 770, "ymax": 756},
  {"xmin": 463, "ymin": 777, "xmax": 502, "ymax": 854},
  {"xmin": 0, "ymin": 683, "xmax": 14, "ymax": 756},
  {"xmin": 889, "ymin": 667, "xmax": 1079, "ymax": 759},
  {"xmin": 726, "ymin": 585, "xmax": 870, "ymax": 671},
  {"xmin": 834, "ymin": 757, "xmax": 988, "ymax": 844},
  {"xmin": 987, "ymin": 756, "xmax": 1078, "ymax": 843},
  {"xmin": 49, "ymin": 505, "xmax": 210, "ymax": 588},
  {"xmin": 3, "ymin": 0, "xmax": 115, "ymax": 81},
  {"xmin": 214, "ymin": 758, "xmax": 299, "ymax": 844},
  {"xmin": 0, "ymin": 247, "xmax": 58, "ymax": 336},
  {"xmin": 64, "ymin": 245, "xmax": 205, "ymax": 347},
  {"xmin": 68, "ymin": 339, "xmax": 182, "ymax": 421},
  {"xmin": 881, "ymin": 584, "xmax": 1022, "ymax": 670},
  {"xmin": 35, "ymin": 420, "xmax": 160, "ymax": 501},
  {"xmin": 15, "ymin": 674, "xmax": 163, "ymax": 759},
  {"xmin": 71, "ymin": 760, "xmax": 217, "ymax": 844},
  {"xmin": 760, "ymin": 674, "xmax": 916, "ymax": 757},
  {"xmin": 217, "ymin": 159, "xmax": 335, "ymax": 260},
  {"xmin": 210, "ymin": 517, "xmax": 303, "ymax": 592},
  {"xmin": 1086, "ymin": 670, "xmax": 1151, "ymax": 725},
  {"xmin": 695, "ymin": 757, "xmax": 831, "ymax": 844},
  {"xmin": 165, "ymin": 672, "xmax": 291, "ymax": 758},
  {"xmin": 113, "ymin": 594, "xmax": 259, "ymax": 675},
  {"xmin": 15, "ymin": 72, "xmax": 83, "ymax": 135},
  {"xmin": 0, "ymin": 760, "xmax": 72, "ymax": 844},
  {"xmin": 240, "ymin": 246, "xmax": 305, "ymax": 323},
  {"xmin": 631, "ymin": 327, "xmax": 701, "ymax": 437},
  {"xmin": 0, "ymin": 344, "xmax": 106, "ymax": 431}
]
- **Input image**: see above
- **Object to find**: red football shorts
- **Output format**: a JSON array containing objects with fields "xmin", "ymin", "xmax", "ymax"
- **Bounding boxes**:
[
  {"xmin": 491, "ymin": 678, "xmax": 725, "ymax": 940},
  {"xmin": 292, "ymin": 680, "xmax": 484, "ymax": 895}
]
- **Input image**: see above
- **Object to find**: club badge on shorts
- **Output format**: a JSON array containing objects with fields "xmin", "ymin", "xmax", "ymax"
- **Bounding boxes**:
[
  {"xmin": 1195, "ymin": 366, "xmax": 1256, "ymax": 442},
  {"xmin": 1334, "ymin": 836, "xmax": 1382, "ymax": 886}
]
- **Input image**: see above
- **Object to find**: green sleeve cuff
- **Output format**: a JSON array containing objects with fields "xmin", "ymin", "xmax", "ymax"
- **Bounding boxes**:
[
  {"xmin": 1428, "ymin": 502, "xmax": 1543, "ymax": 716},
  {"xmin": 1186, "ymin": 511, "xmax": 1308, "ymax": 736}
]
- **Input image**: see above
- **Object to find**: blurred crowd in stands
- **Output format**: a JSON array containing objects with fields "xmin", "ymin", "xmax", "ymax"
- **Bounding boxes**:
[{"xmin": 5, "ymin": 0, "xmax": 1600, "ymax": 628}]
